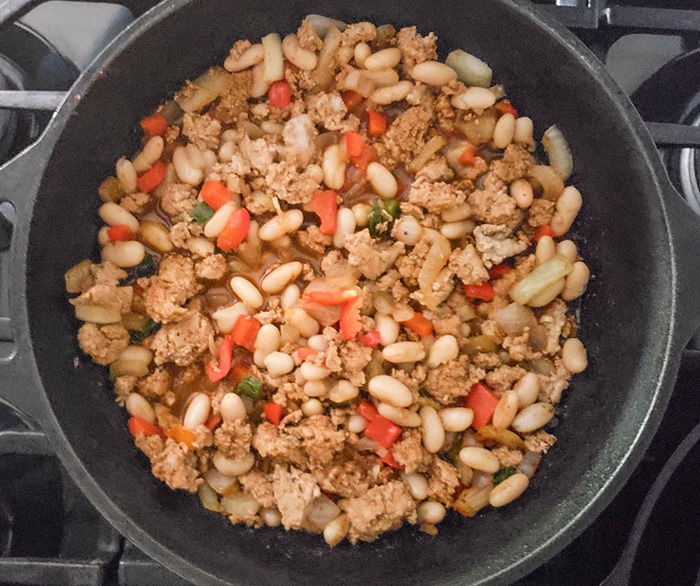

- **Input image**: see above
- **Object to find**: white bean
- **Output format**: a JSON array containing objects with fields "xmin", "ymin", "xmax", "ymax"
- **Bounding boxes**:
[
  {"xmin": 417, "ymin": 501, "xmax": 446, "ymax": 524},
  {"xmin": 493, "ymin": 113, "xmax": 516, "ymax": 149},
  {"xmin": 370, "ymin": 80, "xmax": 413, "ymax": 105},
  {"xmin": 230, "ymin": 276, "xmax": 263, "ymax": 309},
  {"xmin": 556, "ymin": 240, "xmax": 578, "ymax": 263},
  {"xmin": 440, "ymin": 220, "xmax": 474, "ymax": 239},
  {"xmin": 514, "ymin": 116, "xmax": 535, "ymax": 145},
  {"xmin": 451, "ymin": 87, "xmax": 496, "ymax": 110},
  {"xmin": 286, "ymin": 307, "xmax": 320, "ymax": 337},
  {"xmin": 261, "ymin": 262, "xmax": 303, "ymax": 293},
  {"xmin": 362, "ymin": 68, "xmax": 399, "ymax": 87},
  {"xmin": 551, "ymin": 186, "xmax": 582, "ymax": 236},
  {"xmin": 101, "ymin": 241, "xmax": 145, "ymax": 268},
  {"xmin": 510, "ymin": 178, "xmax": 534, "ymax": 208},
  {"xmin": 333, "ymin": 208, "xmax": 356, "ymax": 248},
  {"xmin": 111, "ymin": 345, "xmax": 153, "ymax": 377},
  {"xmin": 364, "ymin": 47, "xmax": 402, "ymax": 70},
  {"xmin": 212, "ymin": 302, "xmax": 249, "ymax": 334},
  {"xmin": 378, "ymin": 403, "xmax": 422, "ymax": 427},
  {"xmin": 428, "ymin": 335, "xmax": 459, "ymax": 368},
  {"xmin": 348, "ymin": 414, "xmax": 368, "ymax": 433},
  {"xmin": 441, "ymin": 202, "xmax": 472, "ymax": 223},
  {"xmin": 562, "ymin": 338, "xmax": 588, "ymax": 373},
  {"xmin": 203, "ymin": 201, "xmax": 235, "ymax": 238},
  {"xmin": 300, "ymin": 361, "xmax": 330, "ymax": 381},
  {"xmin": 224, "ymin": 43, "xmax": 264, "ymax": 72},
  {"xmin": 439, "ymin": 407, "xmax": 474, "ymax": 432},
  {"xmin": 459, "ymin": 447, "xmax": 500, "ymax": 473},
  {"xmin": 280, "ymin": 284, "xmax": 301, "ymax": 309},
  {"xmin": 393, "ymin": 216, "xmax": 423, "ymax": 245},
  {"xmin": 138, "ymin": 221, "xmax": 173, "ymax": 253},
  {"xmin": 184, "ymin": 392, "xmax": 211, "ymax": 430},
  {"xmin": 258, "ymin": 215, "xmax": 288, "ymax": 241},
  {"xmin": 116, "ymin": 158, "xmax": 137, "ymax": 193},
  {"xmin": 322, "ymin": 144, "xmax": 347, "ymax": 190},
  {"xmin": 535, "ymin": 235, "xmax": 556, "ymax": 265},
  {"xmin": 328, "ymin": 380, "xmax": 359, "ymax": 403},
  {"xmin": 411, "ymin": 61, "xmax": 457, "ymax": 86},
  {"xmin": 492, "ymin": 390, "xmax": 519, "ymax": 430},
  {"xmin": 126, "ymin": 393, "xmax": 155, "ymax": 423},
  {"xmin": 368, "ymin": 375, "xmax": 413, "ymax": 408},
  {"xmin": 302, "ymin": 398, "xmax": 324, "ymax": 416},
  {"xmin": 382, "ymin": 341, "xmax": 425, "ymax": 363},
  {"xmin": 218, "ymin": 140, "xmax": 236, "ymax": 162},
  {"xmin": 420, "ymin": 406, "xmax": 445, "ymax": 453},
  {"xmin": 172, "ymin": 146, "xmax": 203, "ymax": 186},
  {"xmin": 352, "ymin": 202, "xmax": 372, "ymax": 227},
  {"xmin": 354, "ymin": 42, "xmax": 371, "ymax": 67},
  {"xmin": 323, "ymin": 514, "xmax": 349, "ymax": 547},
  {"xmin": 187, "ymin": 236, "xmax": 215, "ymax": 258},
  {"xmin": 220, "ymin": 393, "xmax": 246, "ymax": 422},
  {"xmin": 99, "ymin": 202, "xmax": 139, "ymax": 232},
  {"xmin": 212, "ymin": 452, "xmax": 255, "ymax": 476},
  {"xmin": 375, "ymin": 314, "xmax": 399, "ymax": 345},
  {"xmin": 304, "ymin": 380, "xmax": 328, "ymax": 398},
  {"xmin": 132, "ymin": 136, "xmax": 164, "ymax": 173},
  {"xmin": 402, "ymin": 473, "xmax": 429, "ymax": 500},
  {"xmin": 512, "ymin": 402, "xmax": 556, "ymax": 433},
  {"xmin": 254, "ymin": 323, "xmax": 281, "ymax": 354},
  {"xmin": 97, "ymin": 226, "xmax": 111, "ymax": 246},
  {"xmin": 262, "ymin": 507, "xmax": 282, "ymax": 527},
  {"xmin": 514, "ymin": 373, "xmax": 540, "ymax": 408},
  {"xmin": 366, "ymin": 162, "xmax": 398, "ymax": 198},
  {"xmin": 262, "ymin": 33, "xmax": 284, "ymax": 82},
  {"xmin": 562, "ymin": 261, "xmax": 590, "ymax": 301},
  {"xmin": 489, "ymin": 473, "xmax": 529, "ymax": 507},
  {"xmin": 308, "ymin": 335, "xmax": 328, "ymax": 351},
  {"xmin": 264, "ymin": 352, "xmax": 295, "ymax": 376},
  {"xmin": 282, "ymin": 34, "xmax": 318, "ymax": 70}
]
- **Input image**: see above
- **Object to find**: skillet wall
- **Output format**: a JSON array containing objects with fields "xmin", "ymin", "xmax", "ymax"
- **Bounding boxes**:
[{"xmin": 25, "ymin": 0, "xmax": 675, "ymax": 584}]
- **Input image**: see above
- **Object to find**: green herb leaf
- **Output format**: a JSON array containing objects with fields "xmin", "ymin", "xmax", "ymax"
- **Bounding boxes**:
[
  {"xmin": 134, "ymin": 254, "xmax": 158, "ymax": 279},
  {"xmin": 493, "ymin": 466, "xmax": 516, "ymax": 486},
  {"xmin": 368, "ymin": 211, "xmax": 386, "ymax": 236},
  {"xmin": 384, "ymin": 199, "xmax": 400, "ymax": 219},
  {"xmin": 367, "ymin": 198, "xmax": 400, "ymax": 236},
  {"xmin": 236, "ymin": 374, "xmax": 262, "ymax": 400},
  {"xmin": 189, "ymin": 201, "xmax": 215, "ymax": 225},
  {"xmin": 129, "ymin": 319, "xmax": 161, "ymax": 344}
]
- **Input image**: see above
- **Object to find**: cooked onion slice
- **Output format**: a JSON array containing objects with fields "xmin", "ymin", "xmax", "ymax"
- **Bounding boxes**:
[
  {"xmin": 528, "ymin": 165, "xmax": 565, "ymax": 201},
  {"xmin": 305, "ymin": 14, "xmax": 347, "ymax": 37},
  {"xmin": 445, "ymin": 49, "xmax": 493, "ymax": 88},
  {"xmin": 175, "ymin": 67, "xmax": 230, "ymax": 113},
  {"xmin": 543, "ymin": 124, "xmax": 573, "ymax": 180},
  {"xmin": 407, "ymin": 135, "xmax": 447, "ymax": 174},
  {"xmin": 510, "ymin": 256, "xmax": 574, "ymax": 305},
  {"xmin": 417, "ymin": 230, "xmax": 451, "ymax": 310},
  {"xmin": 494, "ymin": 303, "xmax": 537, "ymax": 336}
]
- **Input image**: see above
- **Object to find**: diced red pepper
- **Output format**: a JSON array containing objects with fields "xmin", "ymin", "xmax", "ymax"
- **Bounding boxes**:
[
  {"xmin": 205, "ymin": 415, "xmax": 222, "ymax": 431},
  {"xmin": 488, "ymin": 263, "xmax": 512, "ymax": 280},
  {"xmin": 381, "ymin": 451, "xmax": 404, "ymax": 469},
  {"xmin": 339, "ymin": 296, "xmax": 363, "ymax": 340},
  {"xmin": 230, "ymin": 362, "xmax": 251, "ymax": 384},
  {"xmin": 107, "ymin": 224, "xmax": 133, "ymax": 242},
  {"xmin": 535, "ymin": 224, "xmax": 556, "ymax": 242},
  {"xmin": 495, "ymin": 100, "xmax": 519, "ymax": 118},
  {"xmin": 140, "ymin": 113, "xmax": 168, "ymax": 138},
  {"xmin": 459, "ymin": 146, "xmax": 477, "ymax": 166},
  {"xmin": 217, "ymin": 208, "xmax": 250, "ymax": 250},
  {"xmin": 344, "ymin": 131, "xmax": 364, "ymax": 158},
  {"xmin": 206, "ymin": 336, "xmax": 233, "ymax": 382},
  {"xmin": 310, "ymin": 190, "xmax": 338, "ymax": 235},
  {"xmin": 268, "ymin": 81, "xmax": 292, "ymax": 108},
  {"xmin": 465, "ymin": 282, "xmax": 495, "ymax": 302},
  {"xmin": 230, "ymin": 315, "xmax": 261, "ymax": 352},
  {"xmin": 358, "ymin": 330, "xmax": 382, "ymax": 348},
  {"xmin": 350, "ymin": 143, "xmax": 377, "ymax": 171},
  {"xmin": 136, "ymin": 160, "xmax": 166, "ymax": 193},
  {"xmin": 401, "ymin": 313, "xmax": 434, "ymax": 337},
  {"xmin": 166, "ymin": 424, "xmax": 197, "ymax": 450},
  {"xmin": 357, "ymin": 401, "xmax": 379, "ymax": 421},
  {"xmin": 303, "ymin": 289, "xmax": 358, "ymax": 305},
  {"xmin": 368, "ymin": 110, "xmax": 387, "ymax": 136},
  {"xmin": 200, "ymin": 180, "xmax": 232, "ymax": 211},
  {"xmin": 364, "ymin": 414, "xmax": 402, "ymax": 449},
  {"xmin": 341, "ymin": 90, "xmax": 363, "ymax": 110},
  {"xmin": 297, "ymin": 346, "xmax": 319, "ymax": 361},
  {"xmin": 128, "ymin": 416, "xmax": 164, "ymax": 439},
  {"xmin": 465, "ymin": 382, "xmax": 499, "ymax": 429},
  {"xmin": 264, "ymin": 402, "xmax": 284, "ymax": 425}
]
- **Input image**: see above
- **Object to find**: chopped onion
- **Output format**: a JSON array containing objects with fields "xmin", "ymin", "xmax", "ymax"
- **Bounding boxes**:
[
  {"xmin": 175, "ymin": 67, "xmax": 230, "ymax": 113},
  {"xmin": 476, "ymin": 425, "xmax": 525, "ymax": 450},
  {"xmin": 110, "ymin": 345, "xmax": 153, "ymax": 377},
  {"xmin": 262, "ymin": 33, "xmax": 284, "ymax": 83},
  {"xmin": 494, "ymin": 303, "xmax": 537, "ymax": 336},
  {"xmin": 445, "ymin": 49, "xmax": 493, "ymax": 88},
  {"xmin": 339, "ymin": 69, "xmax": 376, "ymax": 98},
  {"xmin": 517, "ymin": 450, "xmax": 543, "ymax": 479},
  {"xmin": 303, "ymin": 301, "xmax": 342, "ymax": 326},
  {"xmin": 455, "ymin": 109, "xmax": 498, "ymax": 146},
  {"xmin": 315, "ymin": 26, "xmax": 342, "ymax": 89},
  {"xmin": 454, "ymin": 485, "xmax": 492, "ymax": 517},
  {"xmin": 198, "ymin": 483, "xmax": 222, "ymax": 512},
  {"xmin": 530, "ymin": 357, "xmax": 555, "ymax": 376},
  {"xmin": 203, "ymin": 469, "xmax": 237, "ymax": 495},
  {"xmin": 462, "ymin": 334, "xmax": 499, "ymax": 355},
  {"xmin": 407, "ymin": 135, "xmax": 447, "ymax": 174},
  {"xmin": 543, "ymin": 125, "xmax": 573, "ymax": 181},
  {"xmin": 510, "ymin": 256, "xmax": 574, "ymax": 305},
  {"xmin": 305, "ymin": 14, "xmax": 347, "ymax": 37},
  {"xmin": 304, "ymin": 496, "xmax": 341, "ymax": 532},
  {"xmin": 354, "ymin": 436, "xmax": 381, "ymax": 452},
  {"xmin": 529, "ymin": 165, "xmax": 565, "ymax": 201},
  {"xmin": 220, "ymin": 493, "xmax": 260, "ymax": 517},
  {"xmin": 471, "ymin": 470, "xmax": 494, "ymax": 489},
  {"xmin": 73, "ymin": 304, "xmax": 122, "ymax": 324},
  {"xmin": 158, "ymin": 100, "xmax": 183, "ymax": 124},
  {"xmin": 417, "ymin": 230, "xmax": 451, "ymax": 310}
]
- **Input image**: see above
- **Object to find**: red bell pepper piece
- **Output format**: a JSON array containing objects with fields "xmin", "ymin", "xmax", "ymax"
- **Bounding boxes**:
[
  {"xmin": 357, "ymin": 401, "xmax": 379, "ymax": 421},
  {"xmin": 488, "ymin": 263, "xmax": 512, "ymax": 280},
  {"xmin": 206, "ymin": 336, "xmax": 233, "ymax": 382},
  {"xmin": 268, "ymin": 81, "xmax": 292, "ymax": 108},
  {"xmin": 217, "ymin": 208, "xmax": 250, "ymax": 250},
  {"xmin": 344, "ymin": 131, "xmax": 364, "ymax": 158},
  {"xmin": 310, "ymin": 190, "xmax": 338, "ymax": 235},
  {"xmin": 128, "ymin": 416, "xmax": 164, "ymax": 438},
  {"xmin": 368, "ymin": 110, "xmax": 387, "ymax": 135},
  {"xmin": 381, "ymin": 451, "xmax": 404, "ymax": 469},
  {"xmin": 535, "ymin": 224, "xmax": 556, "ymax": 242},
  {"xmin": 465, "ymin": 282, "xmax": 495, "ymax": 302},
  {"xmin": 341, "ymin": 90, "xmax": 364, "ymax": 110},
  {"xmin": 107, "ymin": 224, "xmax": 133, "ymax": 242},
  {"xmin": 364, "ymin": 414, "xmax": 402, "ymax": 449},
  {"xmin": 297, "ymin": 346, "xmax": 319, "ymax": 361},
  {"xmin": 205, "ymin": 415, "xmax": 222, "ymax": 431},
  {"xmin": 339, "ymin": 296, "xmax": 363, "ymax": 340},
  {"xmin": 139, "ymin": 113, "xmax": 167, "ymax": 138},
  {"xmin": 358, "ymin": 330, "xmax": 382, "ymax": 348},
  {"xmin": 495, "ymin": 100, "xmax": 519, "ymax": 118},
  {"xmin": 230, "ymin": 315, "xmax": 261, "ymax": 352},
  {"xmin": 136, "ymin": 160, "xmax": 166, "ymax": 193},
  {"xmin": 465, "ymin": 382, "xmax": 499, "ymax": 429},
  {"xmin": 264, "ymin": 403, "xmax": 284, "ymax": 425},
  {"xmin": 166, "ymin": 424, "xmax": 197, "ymax": 450},
  {"xmin": 303, "ymin": 289, "xmax": 358, "ymax": 305},
  {"xmin": 350, "ymin": 143, "xmax": 377, "ymax": 171},
  {"xmin": 401, "ymin": 313, "xmax": 434, "ymax": 337},
  {"xmin": 200, "ymin": 180, "xmax": 232, "ymax": 210},
  {"xmin": 459, "ymin": 146, "xmax": 477, "ymax": 166}
]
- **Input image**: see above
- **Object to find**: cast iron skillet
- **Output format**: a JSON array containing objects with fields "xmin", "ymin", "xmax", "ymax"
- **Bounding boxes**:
[{"xmin": 1, "ymin": 0, "xmax": 700, "ymax": 584}]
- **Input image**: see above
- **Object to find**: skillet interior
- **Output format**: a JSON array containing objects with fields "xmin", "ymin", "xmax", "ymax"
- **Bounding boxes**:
[{"xmin": 22, "ymin": 0, "xmax": 677, "ymax": 584}]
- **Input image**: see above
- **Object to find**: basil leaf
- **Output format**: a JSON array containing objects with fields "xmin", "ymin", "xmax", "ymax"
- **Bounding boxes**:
[
  {"xmin": 236, "ymin": 375, "xmax": 262, "ymax": 400},
  {"xmin": 493, "ymin": 466, "xmax": 516, "ymax": 486},
  {"xmin": 189, "ymin": 201, "xmax": 215, "ymax": 225}
]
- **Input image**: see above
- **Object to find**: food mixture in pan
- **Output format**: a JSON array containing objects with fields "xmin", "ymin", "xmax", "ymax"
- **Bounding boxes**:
[{"xmin": 64, "ymin": 17, "xmax": 590, "ymax": 546}]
